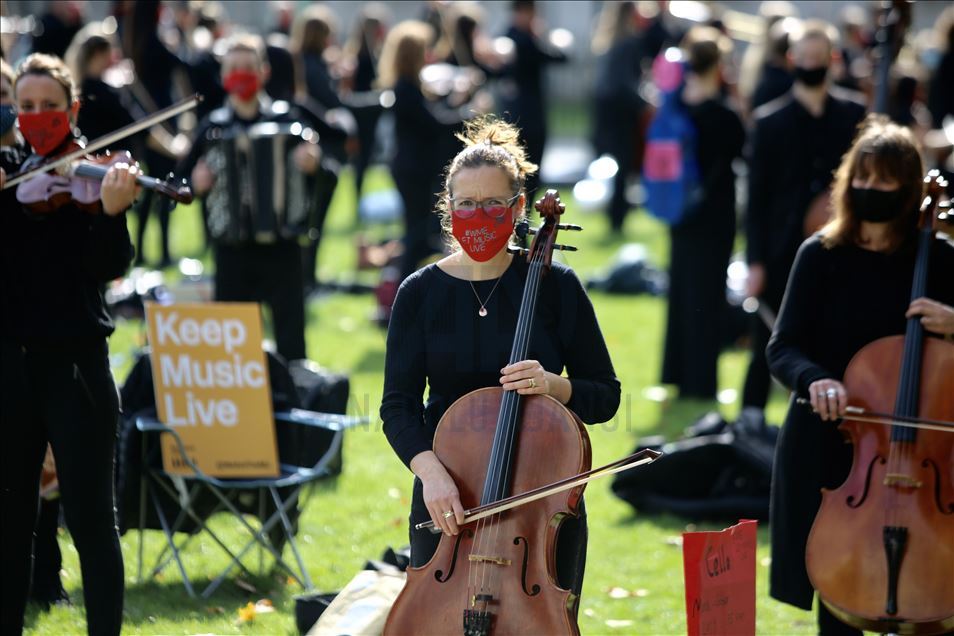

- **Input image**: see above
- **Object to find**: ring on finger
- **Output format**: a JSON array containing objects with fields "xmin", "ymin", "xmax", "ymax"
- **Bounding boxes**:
[
  {"xmin": 826, "ymin": 388, "xmax": 837, "ymax": 398},
  {"xmin": 528, "ymin": 377, "xmax": 536, "ymax": 389},
  {"xmin": 442, "ymin": 510, "xmax": 454, "ymax": 519}
]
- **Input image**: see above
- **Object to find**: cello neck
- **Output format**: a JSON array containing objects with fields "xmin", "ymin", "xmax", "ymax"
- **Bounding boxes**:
[
  {"xmin": 892, "ymin": 176, "xmax": 945, "ymax": 439},
  {"xmin": 480, "ymin": 253, "xmax": 547, "ymax": 506}
]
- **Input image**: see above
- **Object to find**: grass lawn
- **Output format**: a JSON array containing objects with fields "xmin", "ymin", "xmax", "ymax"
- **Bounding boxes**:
[{"xmin": 24, "ymin": 166, "xmax": 817, "ymax": 635}]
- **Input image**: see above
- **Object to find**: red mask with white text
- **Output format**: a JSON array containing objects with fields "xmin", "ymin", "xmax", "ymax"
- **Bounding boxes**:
[
  {"xmin": 451, "ymin": 207, "xmax": 515, "ymax": 262},
  {"xmin": 17, "ymin": 110, "xmax": 73, "ymax": 156},
  {"xmin": 223, "ymin": 70, "xmax": 261, "ymax": 102}
]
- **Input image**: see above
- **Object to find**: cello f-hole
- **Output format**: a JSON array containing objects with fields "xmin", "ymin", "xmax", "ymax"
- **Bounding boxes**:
[
  {"xmin": 922, "ymin": 459, "xmax": 954, "ymax": 515},
  {"xmin": 514, "ymin": 536, "xmax": 541, "ymax": 596},
  {"xmin": 436, "ymin": 529, "xmax": 473, "ymax": 583},
  {"xmin": 846, "ymin": 455, "xmax": 885, "ymax": 509}
]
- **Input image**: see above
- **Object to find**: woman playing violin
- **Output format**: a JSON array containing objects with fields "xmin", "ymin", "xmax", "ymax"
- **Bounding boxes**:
[
  {"xmin": 0, "ymin": 53, "xmax": 140, "ymax": 636},
  {"xmin": 380, "ymin": 116, "xmax": 620, "ymax": 603},
  {"xmin": 766, "ymin": 115, "xmax": 954, "ymax": 635}
]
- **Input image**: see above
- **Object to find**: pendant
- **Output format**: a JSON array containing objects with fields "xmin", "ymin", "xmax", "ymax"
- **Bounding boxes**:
[{"xmin": 478, "ymin": 307, "xmax": 488, "ymax": 317}]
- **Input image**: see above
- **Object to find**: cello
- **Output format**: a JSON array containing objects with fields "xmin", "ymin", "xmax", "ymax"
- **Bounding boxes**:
[
  {"xmin": 384, "ymin": 191, "xmax": 594, "ymax": 635},
  {"xmin": 805, "ymin": 173, "xmax": 954, "ymax": 634}
]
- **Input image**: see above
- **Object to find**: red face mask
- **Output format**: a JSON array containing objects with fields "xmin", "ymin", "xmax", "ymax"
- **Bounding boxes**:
[
  {"xmin": 17, "ymin": 110, "xmax": 73, "ymax": 156},
  {"xmin": 451, "ymin": 206, "xmax": 515, "ymax": 262},
  {"xmin": 223, "ymin": 70, "xmax": 260, "ymax": 102}
]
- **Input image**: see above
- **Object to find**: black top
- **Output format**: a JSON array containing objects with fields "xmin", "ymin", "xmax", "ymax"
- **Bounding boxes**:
[
  {"xmin": 0, "ymin": 143, "xmax": 134, "ymax": 348},
  {"xmin": 77, "ymin": 78, "xmax": 141, "ymax": 153},
  {"xmin": 303, "ymin": 52, "xmax": 343, "ymax": 111},
  {"xmin": 389, "ymin": 78, "xmax": 468, "ymax": 178},
  {"xmin": 381, "ymin": 257, "xmax": 621, "ymax": 469},
  {"xmin": 751, "ymin": 63, "xmax": 793, "ymax": 111},
  {"xmin": 677, "ymin": 97, "xmax": 745, "ymax": 236},
  {"xmin": 928, "ymin": 50, "xmax": 954, "ymax": 128},
  {"xmin": 593, "ymin": 35, "xmax": 644, "ymax": 108},
  {"xmin": 745, "ymin": 90, "xmax": 866, "ymax": 271},
  {"xmin": 768, "ymin": 234, "xmax": 954, "ymax": 396}
]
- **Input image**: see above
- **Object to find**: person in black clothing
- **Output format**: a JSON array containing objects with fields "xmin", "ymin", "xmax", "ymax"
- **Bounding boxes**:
[
  {"xmin": 591, "ymin": 1, "xmax": 647, "ymax": 234},
  {"xmin": 377, "ymin": 20, "xmax": 480, "ymax": 282},
  {"xmin": 766, "ymin": 116, "xmax": 954, "ymax": 635},
  {"xmin": 121, "ymin": 0, "xmax": 191, "ymax": 269},
  {"xmin": 749, "ymin": 17, "xmax": 794, "ymax": 112},
  {"xmin": 342, "ymin": 4, "xmax": 389, "ymax": 207},
  {"xmin": 180, "ymin": 34, "xmax": 329, "ymax": 362},
  {"xmin": 743, "ymin": 20, "xmax": 866, "ymax": 413},
  {"xmin": 30, "ymin": 0, "xmax": 85, "ymax": 59},
  {"xmin": 660, "ymin": 27, "xmax": 744, "ymax": 400},
  {"xmin": 381, "ymin": 117, "xmax": 620, "ymax": 600},
  {"xmin": 64, "ymin": 25, "xmax": 148, "ymax": 158},
  {"xmin": 288, "ymin": 5, "xmax": 353, "ymax": 292},
  {"xmin": 0, "ymin": 53, "xmax": 140, "ymax": 636},
  {"xmin": 497, "ymin": 0, "xmax": 568, "ymax": 204}
]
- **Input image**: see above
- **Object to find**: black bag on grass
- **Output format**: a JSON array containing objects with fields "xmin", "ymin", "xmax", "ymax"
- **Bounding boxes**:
[{"xmin": 611, "ymin": 411, "xmax": 778, "ymax": 522}]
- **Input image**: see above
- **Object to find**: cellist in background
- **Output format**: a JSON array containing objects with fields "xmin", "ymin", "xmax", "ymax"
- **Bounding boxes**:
[{"xmin": 766, "ymin": 115, "xmax": 954, "ymax": 635}]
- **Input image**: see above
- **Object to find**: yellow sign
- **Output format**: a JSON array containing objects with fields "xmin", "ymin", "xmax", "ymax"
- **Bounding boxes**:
[{"xmin": 145, "ymin": 302, "xmax": 279, "ymax": 477}]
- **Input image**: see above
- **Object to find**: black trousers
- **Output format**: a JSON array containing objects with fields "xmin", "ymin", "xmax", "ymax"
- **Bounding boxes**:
[
  {"xmin": 391, "ymin": 170, "xmax": 442, "ymax": 281},
  {"xmin": 661, "ymin": 225, "xmax": 733, "ymax": 399},
  {"xmin": 214, "ymin": 241, "xmax": 306, "ymax": 362},
  {"xmin": 1, "ymin": 340, "xmax": 124, "ymax": 636},
  {"xmin": 408, "ymin": 478, "xmax": 588, "ymax": 598}
]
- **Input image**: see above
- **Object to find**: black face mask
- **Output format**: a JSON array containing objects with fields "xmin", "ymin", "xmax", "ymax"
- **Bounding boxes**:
[
  {"xmin": 794, "ymin": 65, "xmax": 828, "ymax": 87},
  {"xmin": 850, "ymin": 187, "xmax": 905, "ymax": 223}
]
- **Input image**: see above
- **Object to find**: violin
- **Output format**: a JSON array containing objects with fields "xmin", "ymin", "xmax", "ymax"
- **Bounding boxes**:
[
  {"xmin": 384, "ymin": 191, "xmax": 659, "ymax": 636},
  {"xmin": 15, "ymin": 142, "xmax": 193, "ymax": 214},
  {"xmin": 805, "ymin": 172, "xmax": 954, "ymax": 634},
  {"xmin": 2, "ymin": 94, "xmax": 201, "ymax": 211}
]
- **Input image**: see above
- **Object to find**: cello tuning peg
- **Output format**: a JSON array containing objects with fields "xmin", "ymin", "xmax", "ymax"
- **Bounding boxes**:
[
  {"xmin": 557, "ymin": 223, "xmax": 583, "ymax": 231},
  {"xmin": 527, "ymin": 227, "xmax": 537, "ymax": 235},
  {"xmin": 507, "ymin": 246, "xmax": 530, "ymax": 256},
  {"xmin": 553, "ymin": 244, "xmax": 578, "ymax": 252}
]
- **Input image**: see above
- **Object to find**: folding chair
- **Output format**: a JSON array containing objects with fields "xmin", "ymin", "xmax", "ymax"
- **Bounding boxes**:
[{"xmin": 134, "ymin": 408, "xmax": 366, "ymax": 598}]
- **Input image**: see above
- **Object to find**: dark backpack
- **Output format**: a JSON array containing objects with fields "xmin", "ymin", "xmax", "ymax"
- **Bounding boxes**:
[{"xmin": 611, "ymin": 411, "xmax": 778, "ymax": 522}]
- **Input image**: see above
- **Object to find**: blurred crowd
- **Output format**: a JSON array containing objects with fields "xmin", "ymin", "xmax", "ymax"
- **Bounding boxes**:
[
  {"xmin": 2, "ymin": 2, "xmax": 954, "ymax": 629},
  {"xmin": 2, "ymin": 0, "xmax": 953, "ymax": 396}
]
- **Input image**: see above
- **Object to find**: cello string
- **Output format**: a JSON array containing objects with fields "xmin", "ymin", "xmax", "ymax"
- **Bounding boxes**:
[
  {"xmin": 482, "ymin": 252, "xmax": 545, "ymax": 602},
  {"xmin": 471, "ymin": 245, "xmax": 545, "ymax": 607}
]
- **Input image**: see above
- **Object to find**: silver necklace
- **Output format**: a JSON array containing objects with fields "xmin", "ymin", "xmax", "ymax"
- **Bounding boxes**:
[{"xmin": 469, "ymin": 276, "xmax": 503, "ymax": 317}]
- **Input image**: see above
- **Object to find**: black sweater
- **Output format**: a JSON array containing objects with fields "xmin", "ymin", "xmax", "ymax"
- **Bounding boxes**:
[
  {"xmin": 1, "ymin": 144, "xmax": 134, "ymax": 348},
  {"xmin": 768, "ymin": 233, "xmax": 954, "ymax": 395},
  {"xmin": 381, "ymin": 258, "xmax": 621, "ymax": 469}
]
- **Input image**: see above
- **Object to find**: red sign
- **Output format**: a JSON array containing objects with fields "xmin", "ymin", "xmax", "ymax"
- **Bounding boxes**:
[{"xmin": 683, "ymin": 519, "xmax": 757, "ymax": 636}]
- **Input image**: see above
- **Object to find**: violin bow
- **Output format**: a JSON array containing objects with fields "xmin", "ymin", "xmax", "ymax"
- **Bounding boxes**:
[
  {"xmin": 796, "ymin": 398, "xmax": 954, "ymax": 433},
  {"xmin": 416, "ymin": 448, "xmax": 662, "ymax": 533},
  {"xmin": 2, "ymin": 93, "xmax": 203, "ymax": 191}
]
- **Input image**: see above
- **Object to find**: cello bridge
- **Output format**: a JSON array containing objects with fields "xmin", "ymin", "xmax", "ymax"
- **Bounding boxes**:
[
  {"xmin": 468, "ymin": 554, "xmax": 511, "ymax": 566},
  {"xmin": 883, "ymin": 473, "xmax": 922, "ymax": 488}
]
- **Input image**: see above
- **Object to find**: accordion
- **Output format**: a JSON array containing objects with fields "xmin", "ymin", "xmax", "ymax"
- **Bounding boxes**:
[{"xmin": 203, "ymin": 121, "xmax": 322, "ymax": 243}]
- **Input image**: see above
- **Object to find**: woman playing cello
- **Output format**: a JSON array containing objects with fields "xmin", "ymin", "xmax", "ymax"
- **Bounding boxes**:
[
  {"xmin": 380, "ymin": 116, "xmax": 620, "ymax": 612},
  {"xmin": 767, "ymin": 114, "xmax": 954, "ymax": 635},
  {"xmin": 0, "ymin": 53, "xmax": 140, "ymax": 636}
]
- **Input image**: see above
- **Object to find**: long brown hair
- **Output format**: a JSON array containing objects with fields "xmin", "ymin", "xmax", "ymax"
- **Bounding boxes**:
[{"xmin": 822, "ymin": 114, "xmax": 924, "ymax": 251}]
